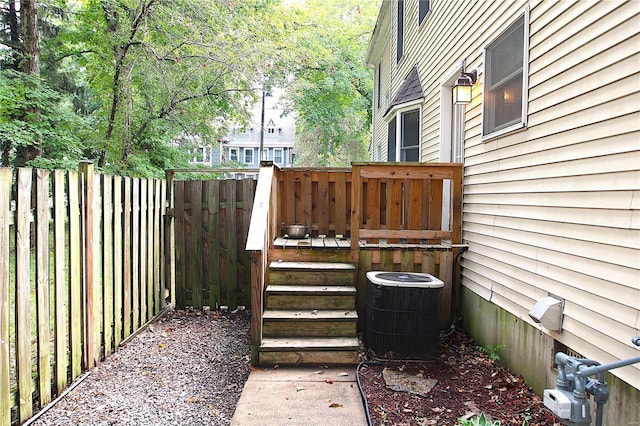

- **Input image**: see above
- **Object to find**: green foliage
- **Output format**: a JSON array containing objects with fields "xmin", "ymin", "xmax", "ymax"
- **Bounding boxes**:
[
  {"xmin": 477, "ymin": 344, "xmax": 506, "ymax": 362},
  {"xmin": 1, "ymin": 0, "xmax": 378, "ymax": 175},
  {"xmin": 280, "ymin": 0, "xmax": 377, "ymax": 166},
  {"xmin": 0, "ymin": 70, "xmax": 85, "ymax": 168},
  {"xmin": 458, "ymin": 413, "xmax": 501, "ymax": 426}
]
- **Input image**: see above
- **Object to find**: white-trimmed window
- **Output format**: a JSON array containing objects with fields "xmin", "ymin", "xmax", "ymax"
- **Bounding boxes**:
[
  {"xmin": 483, "ymin": 13, "xmax": 528, "ymax": 138},
  {"xmin": 229, "ymin": 148, "xmax": 238, "ymax": 162},
  {"xmin": 274, "ymin": 148, "xmax": 283, "ymax": 164},
  {"xmin": 419, "ymin": 0, "xmax": 431, "ymax": 25},
  {"xmin": 396, "ymin": 0, "xmax": 404, "ymax": 62},
  {"xmin": 386, "ymin": 105, "xmax": 421, "ymax": 162},
  {"xmin": 244, "ymin": 148, "xmax": 254, "ymax": 164}
]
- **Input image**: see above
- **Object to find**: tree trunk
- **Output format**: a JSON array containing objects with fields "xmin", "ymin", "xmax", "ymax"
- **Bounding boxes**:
[
  {"xmin": 15, "ymin": 0, "xmax": 42, "ymax": 165},
  {"xmin": 8, "ymin": 0, "xmax": 20, "ymax": 70},
  {"xmin": 20, "ymin": 0, "xmax": 39, "ymax": 74}
]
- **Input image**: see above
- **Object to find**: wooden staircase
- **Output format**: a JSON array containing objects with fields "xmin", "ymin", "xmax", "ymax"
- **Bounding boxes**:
[{"xmin": 258, "ymin": 261, "xmax": 359, "ymax": 365}]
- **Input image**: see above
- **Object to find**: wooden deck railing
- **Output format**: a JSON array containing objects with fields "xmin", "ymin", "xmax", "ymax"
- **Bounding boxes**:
[
  {"xmin": 351, "ymin": 162, "xmax": 463, "ymax": 248},
  {"xmin": 246, "ymin": 161, "xmax": 464, "ymax": 360}
]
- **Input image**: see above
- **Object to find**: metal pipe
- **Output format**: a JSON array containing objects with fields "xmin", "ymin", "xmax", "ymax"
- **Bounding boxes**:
[{"xmin": 577, "ymin": 355, "xmax": 640, "ymax": 378}]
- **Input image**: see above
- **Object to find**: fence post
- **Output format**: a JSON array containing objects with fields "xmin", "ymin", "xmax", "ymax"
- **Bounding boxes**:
[
  {"xmin": 79, "ymin": 161, "xmax": 96, "ymax": 369},
  {"xmin": 0, "ymin": 168, "xmax": 12, "ymax": 425},
  {"xmin": 165, "ymin": 170, "xmax": 175, "ymax": 306}
]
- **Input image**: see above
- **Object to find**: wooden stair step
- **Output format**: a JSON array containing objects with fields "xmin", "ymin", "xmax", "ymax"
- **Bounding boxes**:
[
  {"xmin": 258, "ymin": 337, "xmax": 359, "ymax": 365},
  {"xmin": 262, "ymin": 310, "xmax": 357, "ymax": 337},
  {"xmin": 265, "ymin": 285, "xmax": 356, "ymax": 309},
  {"xmin": 261, "ymin": 337, "xmax": 359, "ymax": 350},
  {"xmin": 266, "ymin": 285, "xmax": 356, "ymax": 294},
  {"xmin": 269, "ymin": 261, "xmax": 356, "ymax": 271},
  {"xmin": 263, "ymin": 309, "xmax": 358, "ymax": 321},
  {"xmin": 269, "ymin": 261, "xmax": 356, "ymax": 286}
]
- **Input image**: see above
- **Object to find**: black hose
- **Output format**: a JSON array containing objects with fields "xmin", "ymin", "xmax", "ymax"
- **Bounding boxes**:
[{"xmin": 356, "ymin": 360, "xmax": 374, "ymax": 426}]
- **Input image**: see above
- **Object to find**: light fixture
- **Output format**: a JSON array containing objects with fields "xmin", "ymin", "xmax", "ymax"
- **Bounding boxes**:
[{"xmin": 453, "ymin": 68, "xmax": 478, "ymax": 105}]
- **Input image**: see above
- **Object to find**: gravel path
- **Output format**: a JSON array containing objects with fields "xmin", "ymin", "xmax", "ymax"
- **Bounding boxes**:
[{"xmin": 33, "ymin": 309, "xmax": 251, "ymax": 426}]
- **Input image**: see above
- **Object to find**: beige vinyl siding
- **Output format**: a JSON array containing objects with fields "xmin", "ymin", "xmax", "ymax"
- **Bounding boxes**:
[
  {"xmin": 370, "ymin": 0, "xmax": 640, "ymax": 390},
  {"xmin": 371, "ymin": 42, "xmax": 392, "ymax": 160},
  {"xmin": 461, "ymin": 0, "xmax": 640, "ymax": 388}
]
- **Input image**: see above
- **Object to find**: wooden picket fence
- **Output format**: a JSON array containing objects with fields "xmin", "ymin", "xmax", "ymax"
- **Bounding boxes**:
[
  {"xmin": 0, "ymin": 163, "xmax": 167, "ymax": 425},
  {"xmin": 169, "ymin": 176, "xmax": 256, "ymax": 310}
]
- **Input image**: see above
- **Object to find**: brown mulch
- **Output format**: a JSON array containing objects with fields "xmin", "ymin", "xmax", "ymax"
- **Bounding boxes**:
[
  {"xmin": 357, "ymin": 331, "xmax": 560, "ymax": 425},
  {"xmin": 32, "ymin": 308, "xmax": 251, "ymax": 426}
]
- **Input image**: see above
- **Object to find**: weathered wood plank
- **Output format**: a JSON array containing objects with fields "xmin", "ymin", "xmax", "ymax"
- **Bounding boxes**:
[
  {"xmin": 139, "ymin": 179, "xmax": 148, "ymax": 323},
  {"xmin": 188, "ymin": 180, "xmax": 203, "ymax": 310},
  {"xmin": 318, "ymin": 172, "xmax": 330, "ymax": 236},
  {"xmin": 302, "ymin": 170, "xmax": 313, "ymax": 232},
  {"xmin": 35, "ymin": 169, "xmax": 52, "ymax": 406},
  {"xmin": 225, "ymin": 180, "xmax": 238, "ymax": 308},
  {"xmin": 366, "ymin": 178, "xmax": 380, "ymax": 243},
  {"xmin": 174, "ymin": 180, "xmax": 185, "ymax": 309},
  {"xmin": 92, "ymin": 174, "xmax": 102, "ymax": 366},
  {"xmin": 439, "ymin": 251, "xmax": 454, "ymax": 327},
  {"xmin": 132, "ymin": 178, "xmax": 140, "ymax": 329},
  {"xmin": 79, "ymin": 162, "xmax": 96, "ymax": 369},
  {"xmin": 146, "ymin": 180, "xmax": 154, "ymax": 319},
  {"xmin": 241, "ymin": 179, "xmax": 254, "ymax": 306},
  {"xmin": 68, "ymin": 171, "xmax": 82, "ymax": 380},
  {"xmin": 52, "ymin": 170, "xmax": 68, "ymax": 394},
  {"xmin": 349, "ymin": 165, "xmax": 361, "ymax": 252},
  {"xmin": 388, "ymin": 179, "xmax": 402, "ymax": 243},
  {"xmin": 206, "ymin": 180, "xmax": 220, "ymax": 309},
  {"xmin": 122, "ymin": 177, "xmax": 132, "ymax": 338},
  {"xmin": 16, "ymin": 168, "xmax": 33, "ymax": 421},
  {"xmin": 0, "ymin": 168, "xmax": 12, "ymax": 425},
  {"xmin": 154, "ymin": 179, "xmax": 162, "ymax": 314},
  {"xmin": 113, "ymin": 175, "xmax": 123, "ymax": 347},
  {"xmin": 160, "ymin": 179, "xmax": 168, "ymax": 309},
  {"xmin": 356, "ymin": 163, "xmax": 456, "ymax": 180},
  {"xmin": 102, "ymin": 175, "xmax": 114, "ymax": 357},
  {"xmin": 359, "ymin": 229, "xmax": 452, "ymax": 240},
  {"xmin": 250, "ymin": 251, "xmax": 264, "ymax": 364}
]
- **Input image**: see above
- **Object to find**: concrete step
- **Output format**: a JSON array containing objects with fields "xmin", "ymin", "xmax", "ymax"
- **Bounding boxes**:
[
  {"xmin": 265, "ymin": 285, "xmax": 356, "ymax": 310},
  {"xmin": 262, "ymin": 309, "xmax": 358, "ymax": 337},
  {"xmin": 258, "ymin": 337, "xmax": 359, "ymax": 366}
]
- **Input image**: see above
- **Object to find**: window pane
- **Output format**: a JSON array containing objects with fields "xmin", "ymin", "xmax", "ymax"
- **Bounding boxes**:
[
  {"xmin": 274, "ymin": 149, "xmax": 283, "ymax": 163},
  {"xmin": 245, "ymin": 149, "xmax": 253, "ymax": 163},
  {"xmin": 387, "ymin": 118, "xmax": 397, "ymax": 161},
  {"xmin": 401, "ymin": 110, "xmax": 419, "ymax": 149},
  {"xmin": 419, "ymin": 0, "xmax": 430, "ymax": 24},
  {"xmin": 483, "ymin": 15, "xmax": 525, "ymax": 136}
]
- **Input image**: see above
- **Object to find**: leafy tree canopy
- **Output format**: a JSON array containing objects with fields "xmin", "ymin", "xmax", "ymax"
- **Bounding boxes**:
[{"xmin": 0, "ymin": 0, "xmax": 378, "ymax": 174}]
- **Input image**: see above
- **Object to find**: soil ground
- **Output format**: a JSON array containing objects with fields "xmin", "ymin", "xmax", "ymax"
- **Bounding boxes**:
[{"xmin": 357, "ymin": 330, "xmax": 560, "ymax": 425}]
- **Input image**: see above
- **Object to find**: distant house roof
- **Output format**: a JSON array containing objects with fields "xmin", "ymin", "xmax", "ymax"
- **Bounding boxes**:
[{"xmin": 385, "ymin": 66, "xmax": 424, "ymax": 117}]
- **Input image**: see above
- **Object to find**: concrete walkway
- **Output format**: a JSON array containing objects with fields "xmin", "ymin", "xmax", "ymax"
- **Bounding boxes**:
[{"xmin": 231, "ymin": 367, "xmax": 368, "ymax": 425}]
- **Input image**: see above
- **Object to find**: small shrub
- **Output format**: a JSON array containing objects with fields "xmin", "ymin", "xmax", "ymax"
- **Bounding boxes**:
[
  {"xmin": 458, "ymin": 413, "xmax": 501, "ymax": 426},
  {"xmin": 477, "ymin": 344, "xmax": 505, "ymax": 361}
]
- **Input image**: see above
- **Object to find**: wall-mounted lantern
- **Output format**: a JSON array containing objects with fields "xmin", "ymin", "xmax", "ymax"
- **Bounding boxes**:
[{"xmin": 453, "ymin": 68, "xmax": 478, "ymax": 105}]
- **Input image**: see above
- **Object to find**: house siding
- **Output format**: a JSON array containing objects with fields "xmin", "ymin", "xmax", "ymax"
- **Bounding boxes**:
[{"xmin": 366, "ymin": 0, "xmax": 640, "ymax": 417}]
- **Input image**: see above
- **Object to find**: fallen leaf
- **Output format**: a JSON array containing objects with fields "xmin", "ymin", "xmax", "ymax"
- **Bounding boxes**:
[
  {"xmin": 337, "ymin": 372, "xmax": 349, "ymax": 377},
  {"xmin": 329, "ymin": 403, "xmax": 343, "ymax": 408},
  {"xmin": 325, "ymin": 379, "xmax": 334, "ymax": 384},
  {"xmin": 296, "ymin": 387, "xmax": 305, "ymax": 392}
]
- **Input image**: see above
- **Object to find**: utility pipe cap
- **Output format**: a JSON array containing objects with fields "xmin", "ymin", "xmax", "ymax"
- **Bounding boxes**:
[{"xmin": 529, "ymin": 296, "xmax": 563, "ymax": 331}]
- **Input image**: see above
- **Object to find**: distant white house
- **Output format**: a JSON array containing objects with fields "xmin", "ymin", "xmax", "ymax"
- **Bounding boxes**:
[
  {"xmin": 187, "ymin": 87, "xmax": 296, "ymax": 169},
  {"xmin": 366, "ymin": 1, "xmax": 639, "ymax": 424}
]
